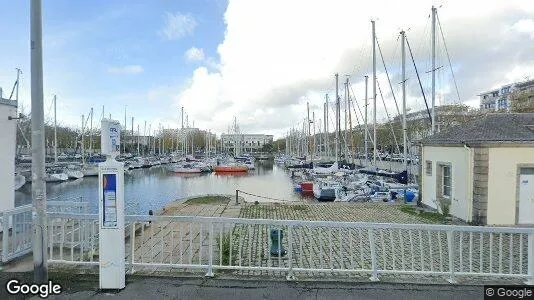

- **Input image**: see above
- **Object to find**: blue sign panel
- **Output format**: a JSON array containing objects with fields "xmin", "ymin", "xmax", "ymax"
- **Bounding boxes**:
[{"xmin": 102, "ymin": 173, "xmax": 118, "ymax": 228}]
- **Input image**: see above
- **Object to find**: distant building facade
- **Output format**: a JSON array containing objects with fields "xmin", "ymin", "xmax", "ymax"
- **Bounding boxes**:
[
  {"xmin": 221, "ymin": 133, "xmax": 274, "ymax": 155},
  {"xmin": 479, "ymin": 79, "xmax": 534, "ymax": 112}
]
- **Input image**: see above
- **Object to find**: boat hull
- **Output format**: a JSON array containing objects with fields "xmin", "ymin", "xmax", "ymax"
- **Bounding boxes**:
[{"xmin": 214, "ymin": 166, "xmax": 248, "ymax": 172}]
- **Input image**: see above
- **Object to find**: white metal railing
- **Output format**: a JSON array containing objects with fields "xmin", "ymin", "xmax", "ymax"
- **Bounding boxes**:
[
  {"xmin": 0, "ymin": 201, "xmax": 90, "ymax": 263},
  {"xmin": 45, "ymin": 213, "xmax": 534, "ymax": 283}
]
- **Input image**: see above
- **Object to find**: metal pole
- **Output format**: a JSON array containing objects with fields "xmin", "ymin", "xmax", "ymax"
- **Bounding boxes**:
[
  {"xmin": 15, "ymin": 68, "xmax": 22, "ymax": 102},
  {"xmin": 53, "ymin": 95, "xmax": 57, "ymax": 164},
  {"xmin": 401, "ymin": 30, "xmax": 408, "ymax": 171},
  {"xmin": 312, "ymin": 111, "xmax": 316, "ymax": 158},
  {"xmin": 123, "ymin": 105, "xmax": 127, "ymax": 153},
  {"xmin": 364, "ymin": 75, "xmax": 368, "ymax": 162},
  {"xmin": 131, "ymin": 116, "xmax": 134, "ymax": 155},
  {"xmin": 431, "ymin": 6, "xmax": 436, "ymax": 134},
  {"xmin": 307, "ymin": 101, "xmax": 310, "ymax": 159},
  {"xmin": 335, "ymin": 73, "xmax": 340, "ymax": 163},
  {"xmin": 143, "ymin": 121, "xmax": 147, "ymax": 156},
  {"xmin": 343, "ymin": 77, "xmax": 349, "ymax": 148},
  {"xmin": 326, "ymin": 94, "xmax": 329, "ymax": 158},
  {"xmin": 89, "ymin": 108, "xmax": 93, "ymax": 155},
  {"xmin": 323, "ymin": 101, "xmax": 327, "ymax": 157},
  {"xmin": 372, "ymin": 20, "xmax": 377, "ymax": 166},
  {"xmin": 137, "ymin": 124, "xmax": 140, "ymax": 156},
  {"xmin": 30, "ymin": 0, "xmax": 48, "ymax": 282},
  {"xmin": 81, "ymin": 115, "xmax": 85, "ymax": 164}
]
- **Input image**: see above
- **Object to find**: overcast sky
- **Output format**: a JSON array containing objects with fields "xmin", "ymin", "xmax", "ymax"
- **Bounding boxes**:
[{"xmin": 1, "ymin": 0, "xmax": 534, "ymax": 139}]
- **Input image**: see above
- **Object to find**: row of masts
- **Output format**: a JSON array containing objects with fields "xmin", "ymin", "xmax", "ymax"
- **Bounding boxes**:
[
  {"xmin": 286, "ymin": 6, "xmax": 440, "ymax": 173},
  {"xmin": 45, "ymin": 99, "xmax": 217, "ymax": 164}
]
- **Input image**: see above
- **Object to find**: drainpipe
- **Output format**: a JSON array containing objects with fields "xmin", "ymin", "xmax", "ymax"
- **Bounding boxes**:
[{"xmin": 463, "ymin": 142, "xmax": 473, "ymax": 223}]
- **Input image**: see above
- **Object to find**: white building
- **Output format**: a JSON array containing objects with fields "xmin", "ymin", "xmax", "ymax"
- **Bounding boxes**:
[
  {"xmin": 221, "ymin": 133, "xmax": 274, "ymax": 155},
  {"xmin": 479, "ymin": 79, "xmax": 534, "ymax": 112},
  {"xmin": 419, "ymin": 113, "xmax": 534, "ymax": 225},
  {"xmin": 0, "ymin": 96, "xmax": 17, "ymax": 213}
]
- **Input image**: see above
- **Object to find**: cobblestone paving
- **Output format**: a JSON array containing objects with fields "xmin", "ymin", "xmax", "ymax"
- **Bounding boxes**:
[{"xmin": 125, "ymin": 201, "xmax": 529, "ymax": 284}]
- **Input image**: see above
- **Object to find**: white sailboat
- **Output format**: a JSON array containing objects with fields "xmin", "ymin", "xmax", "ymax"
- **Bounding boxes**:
[
  {"xmin": 45, "ymin": 169, "xmax": 68, "ymax": 182},
  {"xmin": 65, "ymin": 169, "xmax": 84, "ymax": 179},
  {"xmin": 14, "ymin": 173, "xmax": 26, "ymax": 190}
]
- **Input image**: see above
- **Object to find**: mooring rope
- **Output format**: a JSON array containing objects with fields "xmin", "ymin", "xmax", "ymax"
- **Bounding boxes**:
[{"xmin": 237, "ymin": 190, "xmax": 293, "ymax": 202}]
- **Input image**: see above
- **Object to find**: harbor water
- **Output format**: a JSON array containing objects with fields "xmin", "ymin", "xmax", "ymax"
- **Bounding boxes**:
[{"xmin": 15, "ymin": 162, "xmax": 310, "ymax": 215}]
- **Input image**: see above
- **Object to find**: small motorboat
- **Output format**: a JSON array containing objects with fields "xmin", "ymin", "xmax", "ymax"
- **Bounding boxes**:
[{"xmin": 169, "ymin": 163, "xmax": 202, "ymax": 174}]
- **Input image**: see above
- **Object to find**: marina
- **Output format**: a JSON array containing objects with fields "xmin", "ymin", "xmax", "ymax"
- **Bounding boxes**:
[{"xmin": 1, "ymin": 1, "xmax": 534, "ymax": 296}]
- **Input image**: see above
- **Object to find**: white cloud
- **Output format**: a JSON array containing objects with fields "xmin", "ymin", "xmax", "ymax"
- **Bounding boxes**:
[
  {"xmin": 160, "ymin": 12, "xmax": 197, "ymax": 40},
  {"xmin": 184, "ymin": 47, "xmax": 205, "ymax": 62},
  {"xmin": 512, "ymin": 19, "xmax": 534, "ymax": 37},
  {"xmin": 173, "ymin": 0, "xmax": 534, "ymax": 138},
  {"xmin": 107, "ymin": 65, "xmax": 144, "ymax": 74}
]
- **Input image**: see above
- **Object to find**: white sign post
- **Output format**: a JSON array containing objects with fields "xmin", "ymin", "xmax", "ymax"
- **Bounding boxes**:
[{"xmin": 98, "ymin": 119, "xmax": 125, "ymax": 290}]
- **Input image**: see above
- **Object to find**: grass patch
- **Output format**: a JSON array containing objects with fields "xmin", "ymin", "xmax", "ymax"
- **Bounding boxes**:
[
  {"xmin": 400, "ymin": 205, "xmax": 417, "ymax": 215},
  {"xmin": 217, "ymin": 231, "xmax": 232, "ymax": 266},
  {"xmin": 399, "ymin": 205, "xmax": 448, "ymax": 223},
  {"xmin": 289, "ymin": 204, "xmax": 308, "ymax": 211},
  {"xmin": 183, "ymin": 196, "xmax": 229, "ymax": 205}
]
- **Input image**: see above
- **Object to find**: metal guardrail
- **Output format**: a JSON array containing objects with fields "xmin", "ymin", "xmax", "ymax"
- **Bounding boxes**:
[
  {"xmin": 0, "ymin": 201, "xmax": 90, "ymax": 263},
  {"xmin": 45, "ymin": 213, "xmax": 534, "ymax": 283}
]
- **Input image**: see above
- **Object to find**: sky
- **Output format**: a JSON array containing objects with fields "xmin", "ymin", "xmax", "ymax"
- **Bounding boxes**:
[{"xmin": 1, "ymin": 0, "xmax": 534, "ymax": 140}]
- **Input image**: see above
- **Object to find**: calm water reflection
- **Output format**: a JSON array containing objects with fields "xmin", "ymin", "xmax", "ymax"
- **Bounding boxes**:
[{"xmin": 15, "ymin": 162, "xmax": 313, "ymax": 214}]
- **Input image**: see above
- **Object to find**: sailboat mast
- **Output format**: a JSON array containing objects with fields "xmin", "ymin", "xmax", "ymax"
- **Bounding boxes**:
[
  {"xmin": 364, "ymin": 75, "xmax": 368, "ymax": 161},
  {"xmin": 335, "ymin": 73, "xmax": 340, "ymax": 163},
  {"xmin": 123, "ymin": 105, "xmax": 127, "ymax": 154},
  {"xmin": 143, "ymin": 121, "xmax": 147, "ymax": 156},
  {"xmin": 343, "ymin": 78, "xmax": 349, "ymax": 151},
  {"xmin": 401, "ymin": 30, "xmax": 408, "ymax": 170},
  {"xmin": 431, "ymin": 6, "xmax": 437, "ymax": 134},
  {"xmin": 345, "ymin": 77, "xmax": 350, "ymax": 162},
  {"xmin": 312, "ymin": 111, "xmax": 316, "ymax": 158},
  {"xmin": 137, "ymin": 124, "xmax": 140, "ymax": 156},
  {"xmin": 323, "ymin": 101, "xmax": 327, "ymax": 157},
  {"xmin": 372, "ymin": 20, "xmax": 377, "ymax": 166},
  {"xmin": 53, "ymin": 95, "xmax": 57, "ymax": 164},
  {"xmin": 89, "ymin": 108, "xmax": 93, "ymax": 155},
  {"xmin": 81, "ymin": 114, "xmax": 85, "ymax": 164},
  {"xmin": 325, "ymin": 94, "xmax": 329, "ymax": 158},
  {"xmin": 307, "ymin": 101, "xmax": 310, "ymax": 159}
]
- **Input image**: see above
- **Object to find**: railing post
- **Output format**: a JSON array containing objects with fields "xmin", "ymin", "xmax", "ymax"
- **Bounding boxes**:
[
  {"xmin": 235, "ymin": 190, "xmax": 239, "ymax": 205},
  {"xmin": 286, "ymin": 225, "xmax": 295, "ymax": 281},
  {"xmin": 368, "ymin": 228, "xmax": 379, "ymax": 282},
  {"xmin": 130, "ymin": 221, "xmax": 135, "ymax": 274},
  {"xmin": 527, "ymin": 232, "xmax": 534, "ymax": 285},
  {"xmin": 447, "ymin": 230, "xmax": 457, "ymax": 284},
  {"xmin": 2, "ymin": 212, "xmax": 8, "ymax": 263},
  {"xmin": 206, "ymin": 222, "xmax": 214, "ymax": 278}
]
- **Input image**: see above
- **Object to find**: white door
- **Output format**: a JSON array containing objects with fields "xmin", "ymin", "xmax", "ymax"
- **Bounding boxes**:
[{"xmin": 518, "ymin": 168, "xmax": 534, "ymax": 224}]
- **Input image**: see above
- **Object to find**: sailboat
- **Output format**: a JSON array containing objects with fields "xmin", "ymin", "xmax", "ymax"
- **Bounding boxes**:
[
  {"xmin": 14, "ymin": 173, "xmax": 26, "ymax": 190},
  {"xmin": 45, "ymin": 168, "xmax": 68, "ymax": 182}
]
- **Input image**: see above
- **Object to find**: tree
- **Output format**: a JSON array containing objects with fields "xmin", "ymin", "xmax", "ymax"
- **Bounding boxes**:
[
  {"xmin": 510, "ymin": 90, "xmax": 534, "ymax": 112},
  {"xmin": 260, "ymin": 142, "xmax": 274, "ymax": 153}
]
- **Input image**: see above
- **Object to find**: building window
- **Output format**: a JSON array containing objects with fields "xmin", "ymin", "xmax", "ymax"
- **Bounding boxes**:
[
  {"xmin": 483, "ymin": 95, "xmax": 487, "ymax": 99},
  {"xmin": 425, "ymin": 160, "xmax": 432, "ymax": 176},
  {"xmin": 492, "ymin": 91, "xmax": 499, "ymax": 97},
  {"xmin": 442, "ymin": 165, "xmax": 451, "ymax": 198}
]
